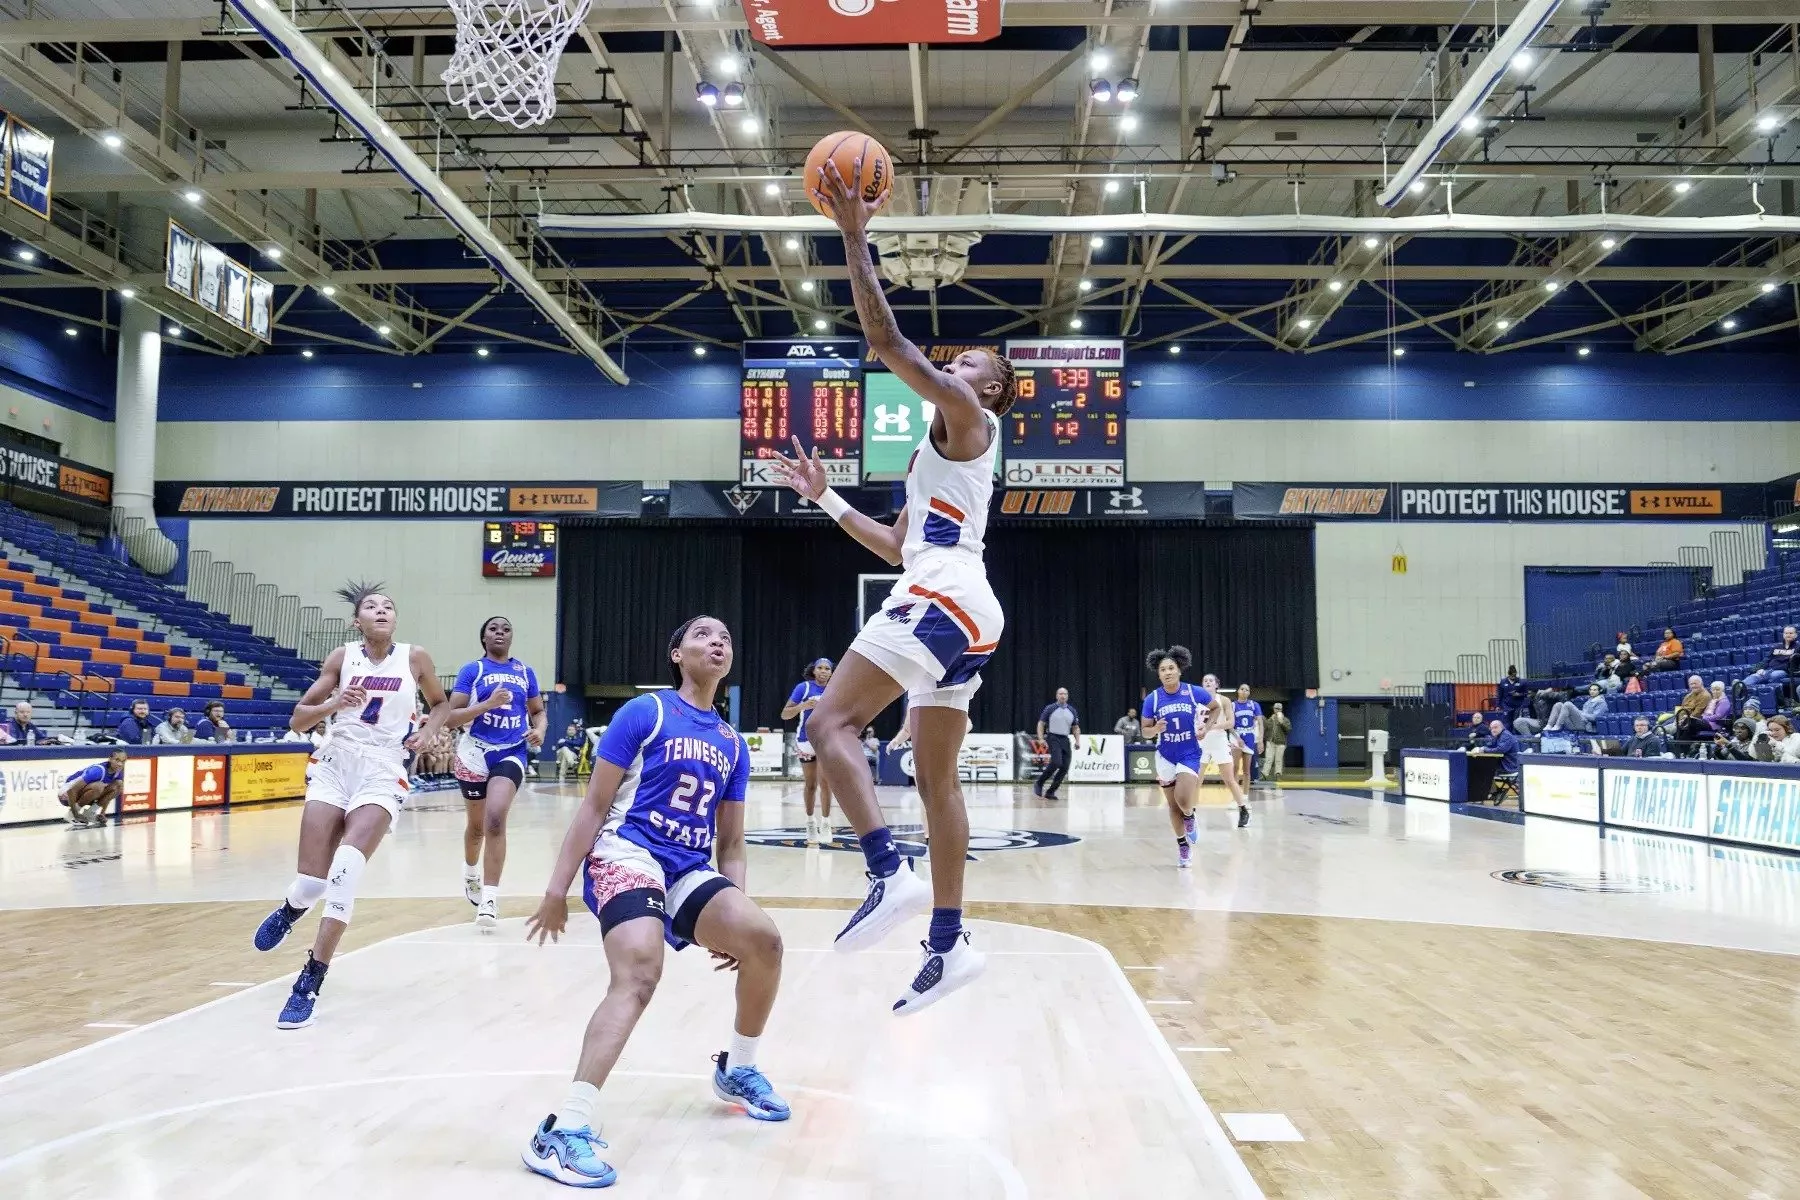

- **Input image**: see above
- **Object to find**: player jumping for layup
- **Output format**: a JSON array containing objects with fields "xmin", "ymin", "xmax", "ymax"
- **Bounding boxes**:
[{"xmin": 770, "ymin": 154, "xmax": 1017, "ymax": 1015}]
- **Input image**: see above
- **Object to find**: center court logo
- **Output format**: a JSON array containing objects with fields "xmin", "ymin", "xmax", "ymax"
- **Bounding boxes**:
[
  {"xmin": 1492, "ymin": 868, "xmax": 1689, "ymax": 894},
  {"xmin": 745, "ymin": 823, "xmax": 1078, "ymax": 860}
]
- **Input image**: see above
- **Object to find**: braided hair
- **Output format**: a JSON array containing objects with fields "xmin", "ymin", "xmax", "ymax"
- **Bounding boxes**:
[
  {"xmin": 1145, "ymin": 644, "xmax": 1193, "ymax": 673},
  {"xmin": 984, "ymin": 349, "xmax": 1020, "ymax": 416}
]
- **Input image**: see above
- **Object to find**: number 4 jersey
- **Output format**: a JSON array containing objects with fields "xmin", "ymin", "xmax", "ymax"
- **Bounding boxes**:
[
  {"xmin": 594, "ymin": 690, "xmax": 748, "ymax": 878},
  {"xmin": 323, "ymin": 641, "xmax": 420, "ymax": 761}
]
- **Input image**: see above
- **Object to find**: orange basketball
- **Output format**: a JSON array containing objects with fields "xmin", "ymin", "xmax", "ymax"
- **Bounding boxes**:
[{"xmin": 804, "ymin": 131, "xmax": 893, "ymax": 217}]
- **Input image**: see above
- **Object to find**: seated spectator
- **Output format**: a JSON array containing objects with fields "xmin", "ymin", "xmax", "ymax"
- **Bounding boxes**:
[
  {"xmin": 153, "ymin": 707, "xmax": 194, "ymax": 745},
  {"xmin": 554, "ymin": 720, "xmax": 586, "ymax": 778},
  {"xmin": 59, "ymin": 749, "xmax": 128, "ymax": 827},
  {"xmin": 1465, "ymin": 710, "xmax": 1489, "ymax": 747},
  {"xmin": 1549, "ymin": 685, "xmax": 1607, "ymax": 734},
  {"xmin": 1, "ymin": 700, "xmax": 64, "ymax": 746},
  {"xmin": 1616, "ymin": 633, "xmax": 1633, "ymax": 657},
  {"xmin": 1621, "ymin": 716, "xmax": 1673, "ymax": 758},
  {"xmin": 1714, "ymin": 719, "xmax": 1772, "ymax": 762},
  {"xmin": 1533, "ymin": 682, "xmax": 1575, "ymax": 719},
  {"xmin": 1480, "ymin": 719, "xmax": 1521, "ymax": 778},
  {"xmin": 115, "ymin": 699, "xmax": 154, "ymax": 745},
  {"xmin": 1593, "ymin": 655, "xmax": 1622, "ymax": 694},
  {"xmin": 1114, "ymin": 708, "xmax": 1141, "ymax": 740},
  {"xmin": 1496, "ymin": 666, "xmax": 1530, "ymax": 726},
  {"xmin": 1671, "ymin": 676, "xmax": 1711, "ymax": 743},
  {"xmin": 1643, "ymin": 628, "xmax": 1684, "ymax": 674},
  {"xmin": 1742, "ymin": 697, "xmax": 1767, "ymax": 735},
  {"xmin": 1738, "ymin": 626, "xmax": 1799, "ymax": 696},
  {"xmin": 193, "ymin": 701, "xmax": 233, "ymax": 743},
  {"xmin": 1702, "ymin": 680, "xmax": 1732, "ymax": 732},
  {"xmin": 1767, "ymin": 715, "xmax": 1800, "ymax": 763},
  {"xmin": 1613, "ymin": 649, "xmax": 1640, "ymax": 688}
]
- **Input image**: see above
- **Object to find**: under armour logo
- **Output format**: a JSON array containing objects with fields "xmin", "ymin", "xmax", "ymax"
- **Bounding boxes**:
[
  {"xmin": 646, "ymin": 896, "xmax": 665, "ymax": 912},
  {"xmin": 723, "ymin": 486, "xmax": 759, "ymax": 515},
  {"xmin": 1109, "ymin": 487, "xmax": 1143, "ymax": 510},
  {"xmin": 872, "ymin": 403, "xmax": 910, "ymax": 433}
]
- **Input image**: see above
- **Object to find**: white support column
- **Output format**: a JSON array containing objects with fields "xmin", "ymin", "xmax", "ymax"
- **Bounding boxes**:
[{"xmin": 112, "ymin": 298, "xmax": 177, "ymax": 574}]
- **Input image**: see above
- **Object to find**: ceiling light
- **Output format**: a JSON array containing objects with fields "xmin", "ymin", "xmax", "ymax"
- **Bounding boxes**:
[
  {"xmin": 1103, "ymin": 179, "xmax": 1121, "ymax": 194},
  {"xmin": 376, "ymin": 324, "xmax": 391, "ymax": 336},
  {"xmin": 1168, "ymin": 344, "xmax": 1180, "ymax": 355},
  {"xmin": 1119, "ymin": 114, "xmax": 1139, "ymax": 133},
  {"xmin": 1495, "ymin": 318, "xmax": 1512, "ymax": 330},
  {"xmin": 1362, "ymin": 235, "xmax": 1380, "ymax": 250},
  {"xmin": 1761, "ymin": 280, "xmax": 1779, "ymax": 294},
  {"xmin": 63, "ymin": 326, "xmax": 78, "ymax": 337},
  {"xmin": 813, "ymin": 318, "xmax": 828, "ymax": 331},
  {"xmin": 1577, "ymin": 346, "xmax": 1591, "ymax": 357},
  {"xmin": 166, "ymin": 326, "xmax": 181, "ymax": 338},
  {"xmin": 119, "ymin": 287, "xmax": 136, "ymax": 299},
  {"xmin": 1543, "ymin": 280, "xmax": 1560, "ymax": 292},
  {"xmin": 1407, "ymin": 179, "xmax": 1426, "ymax": 195},
  {"xmin": 1758, "ymin": 113, "xmax": 1781, "ymax": 133},
  {"xmin": 763, "ymin": 181, "xmax": 780, "ymax": 196},
  {"xmin": 264, "ymin": 246, "xmax": 282, "ymax": 260},
  {"xmin": 1069, "ymin": 316, "xmax": 1084, "ymax": 329},
  {"xmin": 1116, "ymin": 78, "xmax": 1139, "ymax": 103},
  {"xmin": 723, "ymin": 82, "xmax": 745, "ymax": 108},
  {"xmin": 718, "ymin": 54, "xmax": 740, "ymax": 77},
  {"xmin": 1327, "ymin": 279, "xmax": 1344, "ymax": 293},
  {"xmin": 1296, "ymin": 317, "xmax": 1314, "ymax": 330},
  {"xmin": 1090, "ymin": 79, "xmax": 1113, "ymax": 103},
  {"xmin": 16, "ymin": 247, "xmax": 35, "ymax": 262},
  {"xmin": 693, "ymin": 345, "xmax": 706, "ymax": 357},
  {"xmin": 783, "ymin": 236, "xmax": 799, "ymax": 251},
  {"xmin": 1600, "ymin": 236, "xmax": 1617, "ymax": 250},
  {"xmin": 1090, "ymin": 235, "xmax": 1105, "ymax": 249},
  {"xmin": 1459, "ymin": 114, "xmax": 1483, "ymax": 133},
  {"xmin": 476, "ymin": 346, "xmax": 490, "ymax": 358},
  {"xmin": 102, "ymin": 132, "xmax": 123, "ymax": 150},
  {"xmin": 1090, "ymin": 49, "xmax": 1110, "ymax": 71},
  {"xmin": 696, "ymin": 82, "xmax": 719, "ymax": 107},
  {"xmin": 320, "ymin": 284, "xmax": 337, "ymax": 297},
  {"xmin": 1722, "ymin": 317, "xmax": 1739, "ymax": 331},
  {"xmin": 1674, "ymin": 179, "xmax": 1692, "ymax": 194},
  {"xmin": 182, "ymin": 189, "xmax": 202, "ymax": 205},
  {"xmin": 800, "ymin": 279, "xmax": 814, "ymax": 292},
  {"xmin": 1510, "ymin": 50, "xmax": 1534, "ymax": 72},
  {"xmin": 1392, "ymin": 345, "xmax": 1406, "ymax": 357},
  {"xmin": 302, "ymin": 348, "xmax": 315, "ymax": 359},
  {"xmin": 739, "ymin": 116, "xmax": 758, "ymax": 135},
  {"xmin": 1079, "ymin": 279, "xmax": 1094, "ymax": 292}
]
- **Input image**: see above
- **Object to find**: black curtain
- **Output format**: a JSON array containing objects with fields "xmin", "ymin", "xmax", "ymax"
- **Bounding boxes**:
[{"xmin": 558, "ymin": 522, "xmax": 1318, "ymax": 734}]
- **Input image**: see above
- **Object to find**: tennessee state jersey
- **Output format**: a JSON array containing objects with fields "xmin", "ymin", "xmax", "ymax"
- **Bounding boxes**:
[
  {"xmin": 901, "ymin": 409, "xmax": 999, "ymax": 569},
  {"xmin": 594, "ymin": 691, "xmax": 749, "ymax": 878},
  {"xmin": 1142, "ymin": 683, "xmax": 1215, "ymax": 760},
  {"xmin": 1233, "ymin": 699, "xmax": 1263, "ymax": 740},
  {"xmin": 324, "ymin": 642, "xmax": 418, "ymax": 758},
  {"xmin": 788, "ymin": 679, "xmax": 825, "ymax": 742},
  {"xmin": 454, "ymin": 656, "xmax": 540, "ymax": 746}
]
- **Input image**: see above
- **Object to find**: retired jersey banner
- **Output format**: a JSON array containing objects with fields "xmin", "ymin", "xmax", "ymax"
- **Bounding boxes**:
[
  {"xmin": 1232, "ymin": 482, "xmax": 1770, "ymax": 522},
  {"xmin": 155, "ymin": 480, "xmax": 641, "ymax": 520},
  {"xmin": 742, "ymin": 0, "xmax": 1002, "ymax": 46}
]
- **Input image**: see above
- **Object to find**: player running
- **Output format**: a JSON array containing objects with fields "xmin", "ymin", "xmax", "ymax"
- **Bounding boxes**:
[
  {"xmin": 782, "ymin": 657, "xmax": 836, "ymax": 845},
  {"xmin": 251, "ymin": 582, "xmax": 452, "ymax": 1029},
  {"xmin": 1202, "ymin": 672, "xmax": 1252, "ymax": 827},
  {"xmin": 449, "ymin": 615, "xmax": 547, "ymax": 930},
  {"xmin": 1232, "ymin": 684, "xmax": 1264, "ymax": 802},
  {"xmin": 1141, "ymin": 647, "xmax": 1229, "ymax": 866},
  {"xmin": 767, "ymin": 152, "xmax": 1017, "ymax": 1015},
  {"xmin": 519, "ymin": 615, "xmax": 788, "ymax": 1189}
]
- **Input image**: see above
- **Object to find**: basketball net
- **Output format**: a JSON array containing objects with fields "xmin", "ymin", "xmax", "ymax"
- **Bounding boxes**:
[{"xmin": 441, "ymin": 0, "xmax": 595, "ymax": 128}]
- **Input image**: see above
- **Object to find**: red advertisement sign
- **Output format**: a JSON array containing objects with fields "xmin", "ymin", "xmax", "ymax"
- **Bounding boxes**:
[
  {"xmin": 741, "ymin": 0, "xmax": 1003, "ymax": 46},
  {"xmin": 193, "ymin": 755, "xmax": 228, "ymax": 808}
]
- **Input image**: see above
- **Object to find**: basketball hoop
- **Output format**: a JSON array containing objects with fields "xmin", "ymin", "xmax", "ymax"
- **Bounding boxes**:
[{"xmin": 441, "ymin": 0, "xmax": 595, "ymax": 129}]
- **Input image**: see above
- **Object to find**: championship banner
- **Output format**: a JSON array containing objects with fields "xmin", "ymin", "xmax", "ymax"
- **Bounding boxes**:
[
  {"xmin": 156, "ymin": 480, "xmax": 640, "ymax": 520},
  {"xmin": 742, "ymin": 0, "xmax": 1001, "ymax": 46},
  {"xmin": 1233, "ymin": 482, "xmax": 1770, "ymax": 522},
  {"xmin": 3, "ymin": 113, "xmax": 52, "ymax": 219},
  {"xmin": 230, "ymin": 750, "xmax": 310, "ymax": 803},
  {"xmin": 1, "ymin": 430, "xmax": 112, "ymax": 507}
]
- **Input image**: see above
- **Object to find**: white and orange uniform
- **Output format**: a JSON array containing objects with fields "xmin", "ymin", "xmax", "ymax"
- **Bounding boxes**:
[
  {"xmin": 306, "ymin": 641, "xmax": 418, "ymax": 819},
  {"xmin": 848, "ymin": 410, "xmax": 1003, "ymax": 711}
]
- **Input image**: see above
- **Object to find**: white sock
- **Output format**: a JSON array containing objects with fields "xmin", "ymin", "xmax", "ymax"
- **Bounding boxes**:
[
  {"xmin": 552, "ymin": 1081, "xmax": 601, "ymax": 1132},
  {"xmin": 463, "ymin": 861, "xmax": 480, "ymax": 880},
  {"xmin": 727, "ymin": 1030, "xmax": 759, "ymax": 1071},
  {"xmin": 481, "ymin": 885, "xmax": 498, "ymax": 907}
]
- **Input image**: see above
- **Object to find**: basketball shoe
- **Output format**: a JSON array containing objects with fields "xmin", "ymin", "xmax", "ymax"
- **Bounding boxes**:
[
  {"xmin": 711, "ymin": 1054, "xmax": 791, "ymax": 1121},
  {"xmin": 521, "ymin": 1116, "xmax": 616, "ymax": 1188},
  {"xmin": 834, "ymin": 858, "xmax": 930, "ymax": 951},
  {"xmin": 892, "ymin": 931, "xmax": 986, "ymax": 1015}
]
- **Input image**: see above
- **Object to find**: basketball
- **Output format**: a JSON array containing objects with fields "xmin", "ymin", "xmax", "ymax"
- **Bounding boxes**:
[{"xmin": 804, "ymin": 131, "xmax": 892, "ymax": 217}]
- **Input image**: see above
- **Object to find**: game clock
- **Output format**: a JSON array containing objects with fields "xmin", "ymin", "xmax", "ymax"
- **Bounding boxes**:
[
  {"xmin": 739, "ymin": 339, "xmax": 864, "ymax": 488},
  {"xmin": 1001, "ymin": 339, "xmax": 1126, "ymax": 487}
]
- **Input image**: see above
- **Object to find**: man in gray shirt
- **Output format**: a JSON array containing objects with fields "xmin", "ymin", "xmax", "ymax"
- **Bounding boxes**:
[{"xmin": 1034, "ymin": 687, "xmax": 1080, "ymax": 800}]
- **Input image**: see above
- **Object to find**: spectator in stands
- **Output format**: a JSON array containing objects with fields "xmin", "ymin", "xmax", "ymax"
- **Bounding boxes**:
[
  {"xmin": 1702, "ymin": 680, "xmax": 1732, "ymax": 734},
  {"xmin": 59, "ymin": 749, "xmax": 128, "ymax": 827},
  {"xmin": 1547, "ymin": 684, "xmax": 1607, "ymax": 734},
  {"xmin": 1616, "ymin": 633, "xmax": 1633, "ymax": 657},
  {"xmin": 1738, "ymin": 626, "xmax": 1800, "ymax": 697},
  {"xmin": 1767, "ymin": 715, "xmax": 1800, "ymax": 763},
  {"xmin": 193, "ymin": 701, "xmax": 232, "ymax": 743},
  {"xmin": 1714, "ymin": 719, "xmax": 1770, "ymax": 762},
  {"xmin": 1, "ymin": 700, "xmax": 64, "ymax": 746},
  {"xmin": 1593, "ymin": 655, "xmax": 1622, "ymax": 694},
  {"xmin": 1671, "ymin": 676, "xmax": 1711, "ymax": 743},
  {"xmin": 153, "ymin": 707, "xmax": 194, "ymax": 745},
  {"xmin": 1114, "ymin": 708, "xmax": 1142, "ymax": 740},
  {"xmin": 1262, "ymin": 702, "xmax": 1290, "ymax": 780},
  {"xmin": 1613, "ymin": 648, "xmax": 1640, "ymax": 689},
  {"xmin": 1643, "ymin": 629, "xmax": 1685, "ymax": 674},
  {"xmin": 554, "ymin": 720, "xmax": 586, "ymax": 779},
  {"xmin": 1742, "ymin": 697, "xmax": 1767, "ymax": 735},
  {"xmin": 1621, "ymin": 716, "xmax": 1673, "ymax": 758},
  {"xmin": 1496, "ymin": 666, "xmax": 1530, "ymax": 727},
  {"xmin": 1480, "ymin": 719, "xmax": 1521, "ymax": 777},
  {"xmin": 115, "ymin": 699, "xmax": 153, "ymax": 745},
  {"xmin": 1465, "ymin": 710, "xmax": 1490, "ymax": 747}
]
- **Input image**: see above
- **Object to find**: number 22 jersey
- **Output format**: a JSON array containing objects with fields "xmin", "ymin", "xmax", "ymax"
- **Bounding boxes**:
[{"xmin": 593, "ymin": 690, "xmax": 749, "ymax": 878}]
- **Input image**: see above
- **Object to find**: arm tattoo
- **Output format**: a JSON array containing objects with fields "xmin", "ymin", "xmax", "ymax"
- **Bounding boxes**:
[{"xmin": 844, "ymin": 233, "xmax": 904, "ymax": 352}]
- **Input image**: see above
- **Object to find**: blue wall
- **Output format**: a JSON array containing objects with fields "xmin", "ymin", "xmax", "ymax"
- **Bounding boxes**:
[
  {"xmin": 0, "ymin": 307, "xmax": 115, "ymax": 419},
  {"xmin": 1523, "ymin": 565, "xmax": 1709, "ymax": 674},
  {"xmin": 1289, "ymin": 695, "xmax": 1338, "ymax": 768},
  {"xmin": 147, "ymin": 347, "xmax": 1800, "ymax": 424}
]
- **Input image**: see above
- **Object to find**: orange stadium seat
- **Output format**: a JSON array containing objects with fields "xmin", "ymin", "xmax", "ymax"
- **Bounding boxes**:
[{"xmin": 151, "ymin": 681, "xmax": 191, "ymax": 697}]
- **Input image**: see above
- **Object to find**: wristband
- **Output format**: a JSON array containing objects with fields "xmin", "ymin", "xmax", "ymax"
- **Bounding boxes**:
[{"xmin": 817, "ymin": 488, "xmax": 851, "ymax": 522}]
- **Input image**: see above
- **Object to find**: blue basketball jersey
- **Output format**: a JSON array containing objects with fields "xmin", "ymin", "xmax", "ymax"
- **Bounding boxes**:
[
  {"xmin": 454, "ymin": 656, "xmax": 540, "ymax": 746},
  {"xmin": 1143, "ymin": 683, "xmax": 1215, "ymax": 760},
  {"xmin": 594, "ymin": 691, "xmax": 748, "ymax": 878},
  {"xmin": 1233, "ymin": 699, "xmax": 1262, "ymax": 741},
  {"xmin": 788, "ymin": 680, "xmax": 826, "ymax": 741}
]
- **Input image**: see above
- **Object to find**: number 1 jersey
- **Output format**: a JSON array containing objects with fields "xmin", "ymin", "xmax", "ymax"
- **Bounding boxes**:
[{"xmin": 594, "ymin": 690, "xmax": 749, "ymax": 878}]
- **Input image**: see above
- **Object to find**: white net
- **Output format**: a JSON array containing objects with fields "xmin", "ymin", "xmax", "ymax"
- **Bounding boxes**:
[{"xmin": 441, "ymin": 0, "xmax": 595, "ymax": 129}]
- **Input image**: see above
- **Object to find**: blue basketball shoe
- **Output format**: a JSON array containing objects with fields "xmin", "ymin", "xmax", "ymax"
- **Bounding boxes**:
[
  {"xmin": 254, "ymin": 902, "xmax": 303, "ymax": 952},
  {"xmin": 521, "ymin": 1116, "xmax": 616, "ymax": 1188},
  {"xmin": 711, "ymin": 1054, "xmax": 791, "ymax": 1122},
  {"xmin": 276, "ymin": 953, "xmax": 328, "ymax": 1030},
  {"xmin": 1184, "ymin": 812, "xmax": 1197, "ymax": 842}
]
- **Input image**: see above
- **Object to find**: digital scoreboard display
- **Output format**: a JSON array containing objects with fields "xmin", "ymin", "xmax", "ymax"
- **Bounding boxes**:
[
  {"xmin": 1001, "ymin": 338, "xmax": 1126, "ymax": 487},
  {"xmin": 482, "ymin": 520, "xmax": 556, "ymax": 578},
  {"xmin": 740, "ymin": 339, "xmax": 863, "ymax": 487}
]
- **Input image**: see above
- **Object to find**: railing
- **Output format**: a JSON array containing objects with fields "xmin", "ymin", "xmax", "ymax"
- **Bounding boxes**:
[{"xmin": 185, "ymin": 548, "xmax": 349, "ymax": 670}]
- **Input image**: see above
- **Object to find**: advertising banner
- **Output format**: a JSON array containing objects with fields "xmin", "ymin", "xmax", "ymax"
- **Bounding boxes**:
[
  {"xmin": 1, "ymin": 430, "xmax": 112, "ymax": 507},
  {"xmin": 230, "ymin": 750, "xmax": 310, "ymax": 803},
  {"xmin": 1708, "ymin": 772, "xmax": 1800, "ymax": 853},
  {"xmin": 670, "ymin": 480, "xmax": 902, "ymax": 521},
  {"xmin": 1402, "ymin": 753, "xmax": 1452, "ymax": 801},
  {"xmin": 156, "ymin": 480, "xmax": 640, "ymax": 520},
  {"xmin": 742, "ymin": 731, "xmax": 785, "ymax": 778},
  {"xmin": 155, "ymin": 754, "xmax": 195, "ymax": 811},
  {"xmin": 482, "ymin": 520, "xmax": 557, "ymax": 578},
  {"xmin": 741, "ymin": 0, "xmax": 1002, "ymax": 46},
  {"xmin": 192, "ymin": 754, "xmax": 227, "ymax": 807},
  {"xmin": 121, "ymin": 756, "xmax": 155, "ymax": 813},
  {"xmin": 1602, "ymin": 767, "xmax": 1710, "ymax": 837},
  {"xmin": 956, "ymin": 733, "xmax": 1015, "ymax": 782},
  {"xmin": 1234, "ymin": 482, "xmax": 1769, "ymax": 522},
  {"xmin": 0, "ymin": 755, "xmax": 104, "ymax": 825},
  {"xmin": 1521, "ymin": 760, "xmax": 1601, "ymax": 823},
  {"xmin": 4, "ymin": 114, "xmax": 52, "ymax": 219},
  {"xmin": 863, "ymin": 372, "xmax": 935, "ymax": 480},
  {"xmin": 994, "ymin": 482, "xmax": 1211, "ymax": 520},
  {"xmin": 1066, "ymin": 734, "xmax": 1126, "ymax": 783}
]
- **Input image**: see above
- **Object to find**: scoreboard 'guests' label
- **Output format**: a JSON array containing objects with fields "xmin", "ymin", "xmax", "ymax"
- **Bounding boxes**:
[{"xmin": 155, "ymin": 481, "xmax": 641, "ymax": 520}]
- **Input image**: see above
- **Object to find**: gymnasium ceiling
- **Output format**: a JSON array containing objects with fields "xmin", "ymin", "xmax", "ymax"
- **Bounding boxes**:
[{"xmin": 6, "ymin": 0, "xmax": 1800, "ymax": 368}]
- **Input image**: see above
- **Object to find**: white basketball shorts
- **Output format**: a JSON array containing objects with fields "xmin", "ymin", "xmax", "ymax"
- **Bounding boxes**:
[
  {"xmin": 1155, "ymin": 754, "xmax": 1199, "ymax": 785},
  {"xmin": 306, "ymin": 745, "xmax": 410, "ymax": 820},
  {"xmin": 849, "ymin": 554, "xmax": 1003, "ymax": 712},
  {"xmin": 1199, "ymin": 729, "xmax": 1234, "ymax": 765}
]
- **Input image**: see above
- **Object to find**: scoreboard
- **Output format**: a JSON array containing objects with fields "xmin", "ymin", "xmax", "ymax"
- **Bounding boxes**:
[
  {"xmin": 482, "ymin": 520, "xmax": 556, "ymax": 578},
  {"xmin": 1001, "ymin": 338, "xmax": 1126, "ymax": 487},
  {"xmin": 740, "ymin": 339, "xmax": 863, "ymax": 488}
]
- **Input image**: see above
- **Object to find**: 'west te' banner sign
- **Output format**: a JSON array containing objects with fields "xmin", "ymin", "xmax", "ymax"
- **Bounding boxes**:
[{"xmin": 742, "ymin": 0, "xmax": 1002, "ymax": 45}]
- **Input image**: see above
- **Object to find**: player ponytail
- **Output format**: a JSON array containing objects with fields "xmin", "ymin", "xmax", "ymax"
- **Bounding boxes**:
[
  {"xmin": 1145, "ymin": 644, "xmax": 1192, "ymax": 673},
  {"xmin": 336, "ymin": 579, "xmax": 390, "ymax": 615}
]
